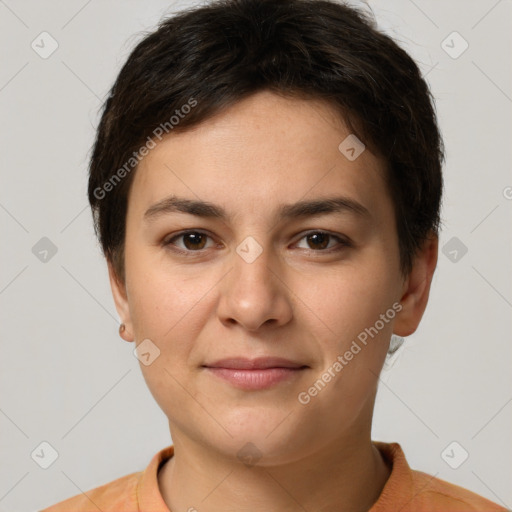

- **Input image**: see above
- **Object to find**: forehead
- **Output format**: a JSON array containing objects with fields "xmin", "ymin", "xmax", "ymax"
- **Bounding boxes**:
[{"xmin": 127, "ymin": 91, "xmax": 390, "ymax": 223}]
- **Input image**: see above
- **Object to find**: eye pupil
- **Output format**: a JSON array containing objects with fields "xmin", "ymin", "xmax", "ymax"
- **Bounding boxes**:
[
  {"xmin": 184, "ymin": 232, "xmax": 207, "ymax": 250},
  {"xmin": 307, "ymin": 233, "xmax": 329, "ymax": 250}
]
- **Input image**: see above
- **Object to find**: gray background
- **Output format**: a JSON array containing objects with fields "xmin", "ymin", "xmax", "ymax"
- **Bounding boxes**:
[{"xmin": 0, "ymin": 1, "xmax": 511, "ymax": 511}]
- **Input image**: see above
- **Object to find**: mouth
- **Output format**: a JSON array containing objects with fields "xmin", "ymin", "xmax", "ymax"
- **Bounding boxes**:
[{"xmin": 202, "ymin": 357, "xmax": 309, "ymax": 390}]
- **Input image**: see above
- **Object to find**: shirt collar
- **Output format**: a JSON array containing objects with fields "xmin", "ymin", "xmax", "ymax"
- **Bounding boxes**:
[{"xmin": 136, "ymin": 441, "xmax": 412, "ymax": 511}]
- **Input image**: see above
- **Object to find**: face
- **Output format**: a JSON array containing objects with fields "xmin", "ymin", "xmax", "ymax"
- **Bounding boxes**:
[{"xmin": 110, "ymin": 91, "xmax": 433, "ymax": 464}]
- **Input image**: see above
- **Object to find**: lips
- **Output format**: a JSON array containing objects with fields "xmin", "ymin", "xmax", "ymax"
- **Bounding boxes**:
[
  {"xmin": 203, "ymin": 357, "xmax": 309, "ymax": 390},
  {"xmin": 204, "ymin": 357, "xmax": 307, "ymax": 370}
]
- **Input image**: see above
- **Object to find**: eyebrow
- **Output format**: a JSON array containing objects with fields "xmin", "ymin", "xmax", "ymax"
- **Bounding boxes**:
[{"xmin": 143, "ymin": 195, "xmax": 371, "ymax": 223}]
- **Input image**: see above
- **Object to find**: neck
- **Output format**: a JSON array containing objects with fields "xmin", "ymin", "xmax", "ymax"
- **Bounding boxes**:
[{"xmin": 158, "ymin": 433, "xmax": 391, "ymax": 512}]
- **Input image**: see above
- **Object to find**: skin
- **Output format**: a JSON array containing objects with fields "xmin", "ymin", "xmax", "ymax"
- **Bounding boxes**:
[{"xmin": 109, "ymin": 90, "xmax": 438, "ymax": 512}]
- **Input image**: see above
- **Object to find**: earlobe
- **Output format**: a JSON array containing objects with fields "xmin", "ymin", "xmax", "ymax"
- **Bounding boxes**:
[
  {"xmin": 107, "ymin": 260, "xmax": 135, "ymax": 342},
  {"xmin": 393, "ymin": 234, "xmax": 439, "ymax": 337}
]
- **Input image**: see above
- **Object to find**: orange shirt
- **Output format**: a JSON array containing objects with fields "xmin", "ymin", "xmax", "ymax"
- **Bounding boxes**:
[{"xmin": 40, "ymin": 441, "xmax": 507, "ymax": 511}]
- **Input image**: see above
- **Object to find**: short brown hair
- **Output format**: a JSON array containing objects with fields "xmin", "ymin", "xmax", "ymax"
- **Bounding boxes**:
[{"xmin": 88, "ymin": 0, "xmax": 444, "ymax": 283}]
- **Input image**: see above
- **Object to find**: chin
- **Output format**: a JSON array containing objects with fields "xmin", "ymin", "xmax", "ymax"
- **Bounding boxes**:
[{"xmin": 204, "ymin": 406, "xmax": 313, "ymax": 466}]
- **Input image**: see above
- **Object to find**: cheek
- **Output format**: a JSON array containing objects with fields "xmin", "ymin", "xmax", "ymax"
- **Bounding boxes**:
[
  {"xmin": 298, "ymin": 266, "xmax": 396, "ymax": 415},
  {"xmin": 297, "ymin": 260, "xmax": 398, "ymax": 339},
  {"xmin": 128, "ymin": 258, "xmax": 215, "ymax": 341},
  {"xmin": 130, "ymin": 269, "xmax": 208, "ymax": 416}
]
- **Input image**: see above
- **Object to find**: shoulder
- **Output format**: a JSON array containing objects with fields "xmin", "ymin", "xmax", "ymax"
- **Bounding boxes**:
[
  {"xmin": 410, "ymin": 469, "xmax": 509, "ymax": 512},
  {"xmin": 372, "ymin": 442, "xmax": 507, "ymax": 512},
  {"xmin": 39, "ymin": 470, "xmax": 142, "ymax": 512},
  {"xmin": 39, "ymin": 444, "xmax": 174, "ymax": 512}
]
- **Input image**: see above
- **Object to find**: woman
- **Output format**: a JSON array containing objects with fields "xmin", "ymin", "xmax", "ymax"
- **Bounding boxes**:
[{"xmin": 41, "ymin": 0, "xmax": 507, "ymax": 510}]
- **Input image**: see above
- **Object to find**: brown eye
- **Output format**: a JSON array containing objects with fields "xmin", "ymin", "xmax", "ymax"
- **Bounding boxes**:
[
  {"xmin": 306, "ymin": 232, "xmax": 329, "ymax": 250},
  {"xmin": 295, "ymin": 231, "xmax": 350, "ymax": 252},
  {"xmin": 182, "ymin": 232, "xmax": 207, "ymax": 250},
  {"xmin": 164, "ymin": 231, "xmax": 213, "ymax": 252}
]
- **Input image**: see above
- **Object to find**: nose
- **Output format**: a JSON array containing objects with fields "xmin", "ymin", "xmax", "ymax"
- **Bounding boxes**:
[{"xmin": 216, "ymin": 243, "xmax": 294, "ymax": 332}]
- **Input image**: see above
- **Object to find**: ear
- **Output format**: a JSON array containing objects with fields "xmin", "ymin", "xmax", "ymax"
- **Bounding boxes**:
[
  {"xmin": 107, "ymin": 260, "xmax": 134, "ymax": 342},
  {"xmin": 393, "ymin": 233, "xmax": 438, "ymax": 337}
]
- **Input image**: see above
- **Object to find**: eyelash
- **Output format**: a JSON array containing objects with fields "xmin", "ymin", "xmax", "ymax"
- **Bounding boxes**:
[{"xmin": 162, "ymin": 230, "xmax": 352, "ymax": 255}]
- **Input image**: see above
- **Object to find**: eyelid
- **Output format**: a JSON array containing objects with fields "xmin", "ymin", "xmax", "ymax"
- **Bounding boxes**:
[
  {"xmin": 163, "ymin": 229, "xmax": 219, "ymax": 251},
  {"xmin": 163, "ymin": 229, "xmax": 352, "ymax": 254},
  {"xmin": 294, "ymin": 230, "xmax": 352, "ymax": 250}
]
